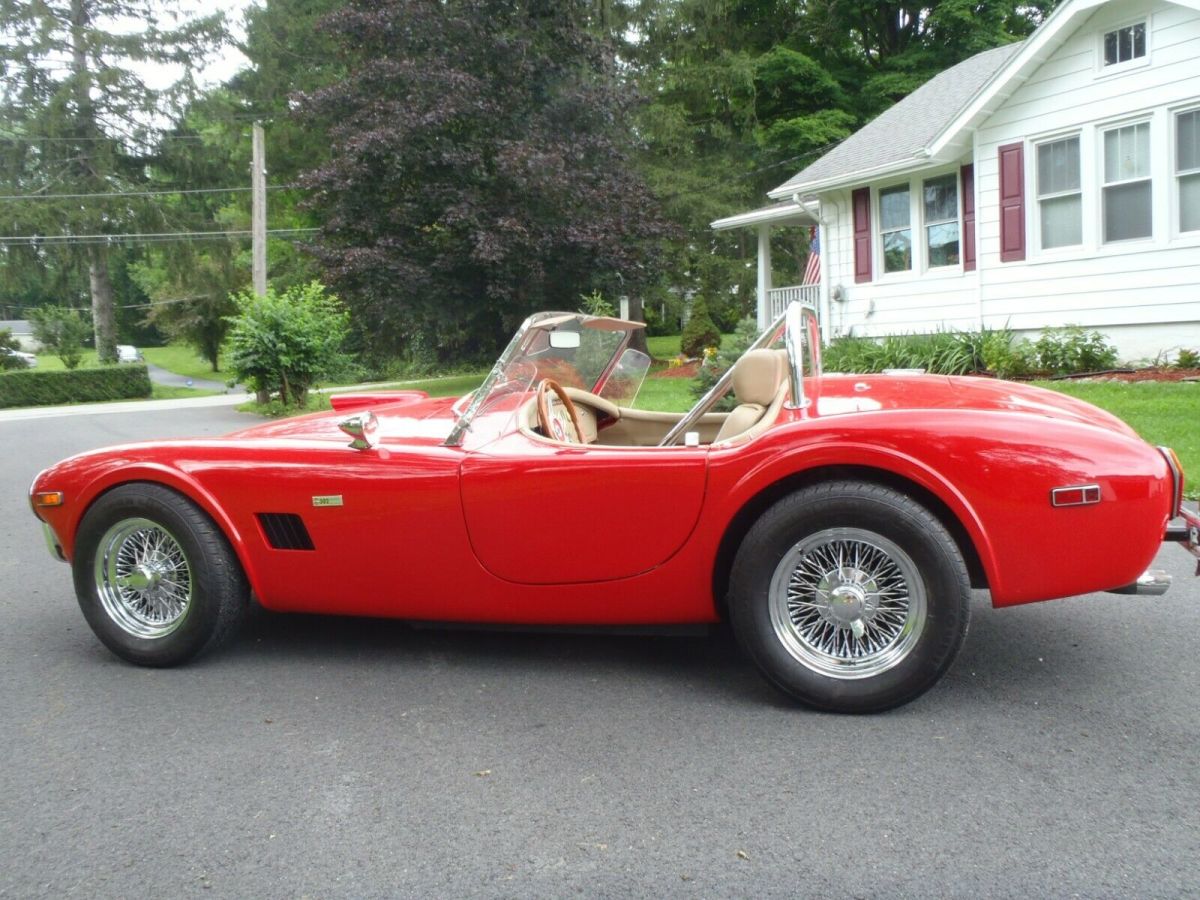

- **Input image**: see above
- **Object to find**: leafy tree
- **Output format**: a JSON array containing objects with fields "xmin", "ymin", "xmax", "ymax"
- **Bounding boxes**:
[
  {"xmin": 299, "ymin": 0, "xmax": 672, "ymax": 365},
  {"xmin": 226, "ymin": 280, "xmax": 350, "ymax": 407},
  {"xmin": 681, "ymin": 296, "xmax": 722, "ymax": 358},
  {"xmin": 0, "ymin": 1, "xmax": 225, "ymax": 362},
  {"xmin": 29, "ymin": 306, "xmax": 90, "ymax": 369}
]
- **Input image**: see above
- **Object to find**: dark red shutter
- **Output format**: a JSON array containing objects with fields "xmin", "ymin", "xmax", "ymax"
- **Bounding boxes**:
[
  {"xmin": 998, "ymin": 143, "xmax": 1025, "ymax": 262},
  {"xmin": 852, "ymin": 187, "xmax": 872, "ymax": 283},
  {"xmin": 961, "ymin": 163, "xmax": 976, "ymax": 272}
]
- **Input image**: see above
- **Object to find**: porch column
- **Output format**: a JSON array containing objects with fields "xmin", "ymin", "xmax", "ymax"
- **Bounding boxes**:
[{"xmin": 756, "ymin": 224, "xmax": 772, "ymax": 331}]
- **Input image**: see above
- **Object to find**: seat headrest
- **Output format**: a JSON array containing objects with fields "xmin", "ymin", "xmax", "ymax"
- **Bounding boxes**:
[{"xmin": 731, "ymin": 349, "xmax": 788, "ymax": 406}]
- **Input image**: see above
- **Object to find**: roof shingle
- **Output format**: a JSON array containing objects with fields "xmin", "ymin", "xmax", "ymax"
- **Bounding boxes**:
[{"xmin": 770, "ymin": 42, "xmax": 1023, "ymax": 196}]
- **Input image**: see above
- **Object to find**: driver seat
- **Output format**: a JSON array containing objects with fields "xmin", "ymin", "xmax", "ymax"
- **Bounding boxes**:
[{"xmin": 712, "ymin": 349, "xmax": 790, "ymax": 445}]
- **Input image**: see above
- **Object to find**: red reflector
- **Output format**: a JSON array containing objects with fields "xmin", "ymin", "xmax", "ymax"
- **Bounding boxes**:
[
  {"xmin": 1051, "ymin": 485, "xmax": 1101, "ymax": 507},
  {"xmin": 33, "ymin": 491, "xmax": 64, "ymax": 508}
]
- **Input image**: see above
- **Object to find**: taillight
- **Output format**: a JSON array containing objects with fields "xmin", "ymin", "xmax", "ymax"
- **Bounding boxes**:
[{"xmin": 1159, "ymin": 447, "xmax": 1184, "ymax": 517}]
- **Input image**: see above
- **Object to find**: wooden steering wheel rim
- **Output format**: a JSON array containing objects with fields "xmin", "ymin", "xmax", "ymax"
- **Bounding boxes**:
[{"xmin": 536, "ymin": 378, "xmax": 585, "ymax": 443}]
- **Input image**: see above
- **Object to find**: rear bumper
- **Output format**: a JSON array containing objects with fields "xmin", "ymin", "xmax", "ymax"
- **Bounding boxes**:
[{"xmin": 1165, "ymin": 505, "xmax": 1200, "ymax": 561}]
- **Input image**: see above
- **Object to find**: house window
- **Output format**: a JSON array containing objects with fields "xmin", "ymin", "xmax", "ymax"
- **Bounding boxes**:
[
  {"xmin": 923, "ymin": 174, "xmax": 959, "ymax": 266},
  {"xmin": 1103, "ymin": 122, "xmax": 1152, "ymax": 242},
  {"xmin": 1178, "ymin": 109, "xmax": 1200, "ymax": 233},
  {"xmin": 1037, "ymin": 136, "xmax": 1082, "ymax": 249},
  {"xmin": 879, "ymin": 184, "xmax": 912, "ymax": 273},
  {"xmin": 1103, "ymin": 22, "xmax": 1146, "ymax": 66}
]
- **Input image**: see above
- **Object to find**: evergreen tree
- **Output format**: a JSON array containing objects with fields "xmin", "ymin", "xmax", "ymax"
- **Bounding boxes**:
[{"xmin": 0, "ymin": 0, "xmax": 222, "ymax": 361}]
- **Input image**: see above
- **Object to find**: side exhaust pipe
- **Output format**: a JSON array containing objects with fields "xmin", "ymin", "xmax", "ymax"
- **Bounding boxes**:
[{"xmin": 1107, "ymin": 569, "xmax": 1172, "ymax": 596}]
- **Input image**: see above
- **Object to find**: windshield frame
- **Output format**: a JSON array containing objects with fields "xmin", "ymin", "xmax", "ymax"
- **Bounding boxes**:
[{"xmin": 443, "ymin": 311, "xmax": 645, "ymax": 447}]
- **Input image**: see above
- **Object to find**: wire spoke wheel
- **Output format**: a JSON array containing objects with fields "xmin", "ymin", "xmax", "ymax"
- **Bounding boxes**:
[
  {"xmin": 768, "ymin": 527, "xmax": 927, "ymax": 680},
  {"xmin": 94, "ymin": 517, "xmax": 193, "ymax": 639}
]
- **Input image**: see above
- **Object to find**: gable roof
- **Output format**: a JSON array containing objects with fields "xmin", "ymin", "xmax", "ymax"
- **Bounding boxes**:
[
  {"xmin": 770, "ymin": 43, "xmax": 1022, "ymax": 198},
  {"xmin": 766, "ymin": 0, "xmax": 1200, "ymax": 200}
]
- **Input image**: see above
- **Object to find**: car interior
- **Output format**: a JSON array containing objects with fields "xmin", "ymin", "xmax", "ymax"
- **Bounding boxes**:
[{"xmin": 520, "ymin": 348, "xmax": 792, "ymax": 448}]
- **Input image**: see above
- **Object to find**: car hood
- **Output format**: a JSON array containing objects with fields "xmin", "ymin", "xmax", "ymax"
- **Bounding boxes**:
[
  {"xmin": 226, "ymin": 394, "xmax": 462, "ymax": 446},
  {"xmin": 815, "ymin": 374, "xmax": 1138, "ymax": 437}
]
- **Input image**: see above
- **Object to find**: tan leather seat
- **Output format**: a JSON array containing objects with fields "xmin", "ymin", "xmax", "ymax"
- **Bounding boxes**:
[{"xmin": 712, "ymin": 349, "xmax": 790, "ymax": 444}]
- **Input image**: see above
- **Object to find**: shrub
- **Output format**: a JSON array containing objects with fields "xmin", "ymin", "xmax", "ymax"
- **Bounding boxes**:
[
  {"xmin": 979, "ymin": 330, "xmax": 1036, "ymax": 379},
  {"xmin": 1032, "ymin": 325, "xmax": 1118, "ymax": 375},
  {"xmin": 692, "ymin": 316, "xmax": 759, "ymax": 407},
  {"xmin": 680, "ymin": 296, "xmax": 721, "ymax": 358},
  {"xmin": 226, "ymin": 281, "xmax": 351, "ymax": 408},
  {"xmin": 0, "ymin": 365, "xmax": 151, "ymax": 409},
  {"xmin": 1177, "ymin": 348, "xmax": 1200, "ymax": 369},
  {"xmin": 29, "ymin": 306, "xmax": 90, "ymax": 370},
  {"xmin": 0, "ymin": 329, "xmax": 24, "ymax": 370}
]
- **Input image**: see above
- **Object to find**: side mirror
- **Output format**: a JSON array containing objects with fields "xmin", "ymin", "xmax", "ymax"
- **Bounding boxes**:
[{"xmin": 339, "ymin": 411, "xmax": 379, "ymax": 450}]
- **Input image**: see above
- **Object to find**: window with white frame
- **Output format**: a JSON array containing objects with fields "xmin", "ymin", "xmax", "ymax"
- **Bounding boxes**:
[
  {"xmin": 1037, "ymin": 136, "xmax": 1082, "ymax": 249},
  {"xmin": 1103, "ymin": 121, "xmax": 1152, "ymax": 242},
  {"xmin": 879, "ymin": 184, "xmax": 912, "ymax": 273},
  {"xmin": 923, "ymin": 174, "xmax": 959, "ymax": 266},
  {"xmin": 1103, "ymin": 22, "xmax": 1146, "ymax": 67},
  {"xmin": 1178, "ymin": 109, "xmax": 1200, "ymax": 233}
]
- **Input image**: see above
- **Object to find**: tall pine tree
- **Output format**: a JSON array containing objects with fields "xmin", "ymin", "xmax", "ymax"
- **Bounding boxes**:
[{"xmin": 0, "ymin": 0, "xmax": 222, "ymax": 361}]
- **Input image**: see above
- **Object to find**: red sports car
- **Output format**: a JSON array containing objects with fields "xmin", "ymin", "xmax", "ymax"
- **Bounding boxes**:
[{"xmin": 29, "ymin": 305, "xmax": 1200, "ymax": 712}]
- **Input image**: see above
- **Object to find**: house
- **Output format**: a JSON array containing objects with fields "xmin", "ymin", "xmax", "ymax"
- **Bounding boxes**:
[
  {"xmin": 0, "ymin": 320, "xmax": 39, "ymax": 351},
  {"xmin": 713, "ymin": 0, "xmax": 1200, "ymax": 361}
]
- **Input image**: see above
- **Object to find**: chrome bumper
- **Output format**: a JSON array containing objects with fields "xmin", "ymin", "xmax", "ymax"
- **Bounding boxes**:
[
  {"xmin": 1108, "ymin": 569, "xmax": 1172, "ymax": 596},
  {"xmin": 1165, "ymin": 505, "xmax": 1200, "ymax": 575},
  {"xmin": 42, "ymin": 522, "xmax": 66, "ymax": 563}
]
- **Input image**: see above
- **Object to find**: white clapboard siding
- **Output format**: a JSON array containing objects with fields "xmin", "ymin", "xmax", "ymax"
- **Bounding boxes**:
[
  {"xmin": 808, "ymin": 0, "xmax": 1200, "ymax": 356},
  {"xmin": 973, "ymin": 0, "xmax": 1200, "ymax": 345}
]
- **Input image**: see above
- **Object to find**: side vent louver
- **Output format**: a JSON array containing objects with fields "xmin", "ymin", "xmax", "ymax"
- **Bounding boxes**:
[{"xmin": 257, "ymin": 513, "xmax": 315, "ymax": 551}]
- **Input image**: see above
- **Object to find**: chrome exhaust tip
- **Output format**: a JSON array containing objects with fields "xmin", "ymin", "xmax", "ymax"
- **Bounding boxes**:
[{"xmin": 1108, "ymin": 569, "xmax": 1172, "ymax": 596}]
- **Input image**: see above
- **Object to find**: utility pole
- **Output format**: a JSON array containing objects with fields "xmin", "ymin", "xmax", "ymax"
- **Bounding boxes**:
[{"xmin": 251, "ymin": 122, "xmax": 267, "ymax": 297}]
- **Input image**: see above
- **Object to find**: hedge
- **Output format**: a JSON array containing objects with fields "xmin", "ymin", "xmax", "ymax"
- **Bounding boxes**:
[{"xmin": 0, "ymin": 365, "xmax": 153, "ymax": 409}]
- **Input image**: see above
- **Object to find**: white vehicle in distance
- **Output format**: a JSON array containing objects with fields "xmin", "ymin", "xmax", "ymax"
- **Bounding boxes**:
[
  {"xmin": 116, "ymin": 345, "xmax": 143, "ymax": 363},
  {"xmin": 1, "ymin": 346, "xmax": 37, "ymax": 368}
]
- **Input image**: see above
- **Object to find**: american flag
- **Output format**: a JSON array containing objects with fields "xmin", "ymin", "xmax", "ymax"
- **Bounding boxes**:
[{"xmin": 802, "ymin": 226, "xmax": 821, "ymax": 285}]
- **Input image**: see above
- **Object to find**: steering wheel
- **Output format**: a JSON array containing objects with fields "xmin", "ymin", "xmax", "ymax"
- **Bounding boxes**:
[{"xmin": 537, "ymin": 378, "xmax": 585, "ymax": 444}]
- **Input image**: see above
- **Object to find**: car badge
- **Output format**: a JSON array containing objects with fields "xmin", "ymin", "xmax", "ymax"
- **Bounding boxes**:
[{"xmin": 312, "ymin": 495, "xmax": 344, "ymax": 508}]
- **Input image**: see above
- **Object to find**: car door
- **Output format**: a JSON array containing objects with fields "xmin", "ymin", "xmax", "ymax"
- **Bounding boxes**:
[{"xmin": 460, "ymin": 438, "xmax": 708, "ymax": 584}]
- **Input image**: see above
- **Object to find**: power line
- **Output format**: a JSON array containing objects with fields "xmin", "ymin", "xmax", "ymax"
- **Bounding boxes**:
[
  {"xmin": 0, "ymin": 184, "xmax": 298, "ymax": 202},
  {"xmin": 0, "ymin": 227, "xmax": 319, "ymax": 247}
]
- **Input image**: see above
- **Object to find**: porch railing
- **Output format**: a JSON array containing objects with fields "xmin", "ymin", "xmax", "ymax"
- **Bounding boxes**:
[{"xmin": 766, "ymin": 284, "xmax": 820, "ymax": 321}]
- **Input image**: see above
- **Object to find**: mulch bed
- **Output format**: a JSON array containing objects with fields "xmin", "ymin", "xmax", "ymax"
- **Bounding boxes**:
[
  {"xmin": 1056, "ymin": 367, "xmax": 1200, "ymax": 383},
  {"xmin": 649, "ymin": 361, "xmax": 701, "ymax": 378}
]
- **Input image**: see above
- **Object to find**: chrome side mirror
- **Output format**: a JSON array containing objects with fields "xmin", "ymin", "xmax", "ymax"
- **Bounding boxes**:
[{"xmin": 339, "ymin": 411, "xmax": 379, "ymax": 450}]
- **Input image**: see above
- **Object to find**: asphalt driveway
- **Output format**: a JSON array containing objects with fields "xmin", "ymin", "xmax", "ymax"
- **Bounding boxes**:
[{"xmin": 2, "ymin": 401, "xmax": 1198, "ymax": 898}]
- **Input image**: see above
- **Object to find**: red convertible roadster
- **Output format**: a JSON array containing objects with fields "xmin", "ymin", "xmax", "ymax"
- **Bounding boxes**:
[{"xmin": 29, "ymin": 304, "xmax": 1200, "ymax": 712}]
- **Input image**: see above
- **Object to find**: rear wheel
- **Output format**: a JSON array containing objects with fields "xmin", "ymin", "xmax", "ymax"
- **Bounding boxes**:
[
  {"xmin": 728, "ymin": 481, "xmax": 970, "ymax": 712},
  {"xmin": 73, "ymin": 484, "xmax": 248, "ymax": 666}
]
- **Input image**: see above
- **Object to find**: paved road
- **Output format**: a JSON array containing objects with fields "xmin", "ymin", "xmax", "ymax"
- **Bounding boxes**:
[
  {"xmin": 146, "ymin": 361, "xmax": 237, "ymax": 393},
  {"xmin": 2, "ymin": 403, "xmax": 1199, "ymax": 898}
]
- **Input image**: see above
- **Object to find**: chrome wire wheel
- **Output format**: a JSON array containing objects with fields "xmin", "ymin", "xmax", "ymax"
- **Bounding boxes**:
[
  {"xmin": 768, "ymin": 527, "xmax": 927, "ymax": 680},
  {"xmin": 94, "ymin": 517, "xmax": 193, "ymax": 639}
]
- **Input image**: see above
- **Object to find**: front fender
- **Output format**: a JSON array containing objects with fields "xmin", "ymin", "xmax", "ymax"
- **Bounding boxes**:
[{"xmin": 32, "ymin": 459, "xmax": 266, "ymax": 603}]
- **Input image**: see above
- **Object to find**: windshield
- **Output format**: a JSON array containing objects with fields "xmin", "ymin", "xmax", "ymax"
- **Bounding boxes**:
[{"xmin": 445, "ymin": 312, "xmax": 647, "ymax": 446}]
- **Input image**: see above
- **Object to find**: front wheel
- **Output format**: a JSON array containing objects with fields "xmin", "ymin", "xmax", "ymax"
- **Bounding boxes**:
[
  {"xmin": 72, "ymin": 483, "xmax": 249, "ymax": 666},
  {"xmin": 728, "ymin": 481, "xmax": 971, "ymax": 713}
]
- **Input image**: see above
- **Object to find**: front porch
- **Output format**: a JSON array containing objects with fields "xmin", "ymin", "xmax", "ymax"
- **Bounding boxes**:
[{"xmin": 710, "ymin": 200, "xmax": 822, "ymax": 331}]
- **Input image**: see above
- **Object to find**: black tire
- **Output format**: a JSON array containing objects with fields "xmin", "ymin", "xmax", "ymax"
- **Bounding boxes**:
[
  {"xmin": 72, "ymin": 483, "xmax": 249, "ymax": 667},
  {"xmin": 728, "ymin": 481, "xmax": 970, "ymax": 713}
]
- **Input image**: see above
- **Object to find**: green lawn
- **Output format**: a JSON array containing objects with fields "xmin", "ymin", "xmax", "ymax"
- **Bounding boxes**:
[
  {"xmin": 151, "ymin": 384, "xmax": 222, "ymax": 400},
  {"xmin": 1034, "ymin": 381, "xmax": 1200, "ymax": 498},
  {"xmin": 141, "ymin": 345, "xmax": 225, "ymax": 382},
  {"xmin": 33, "ymin": 345, "xmax": 222, "ymax": 382},
  {"xmin": 30, "ymin": 351, "xmax": 100, "ymax": 371},
  {"xmin": 645, "ymin": 333, "xmax": 735, "ymax": 361}
]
